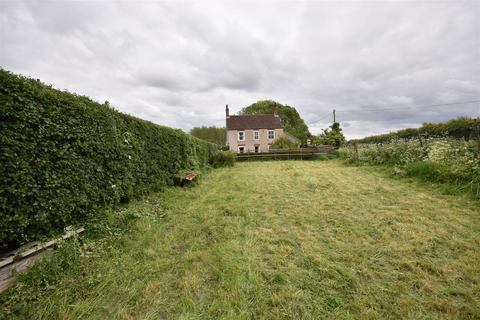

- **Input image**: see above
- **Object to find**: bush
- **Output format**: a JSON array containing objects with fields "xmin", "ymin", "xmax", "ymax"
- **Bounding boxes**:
[
  {"xmin": 316, "ymin": 122, "xmax": 346, "ymax": 147},
  {"xmin": 209, "ymin": 150, "xmax": 236, "ymax": 168},
  {"xmin": 0, "ymin": 69, "xmax": 216, "ymax": 249},
  {"xmin": 270, "ymin": 136, "xmax": 300, "ymax": 150},
  {"xmin": 339, "ymin": 138, "xmax": 480, "ymax": 198}
]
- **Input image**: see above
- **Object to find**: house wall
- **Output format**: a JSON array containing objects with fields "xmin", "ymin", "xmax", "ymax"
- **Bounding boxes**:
[{"xmin": 227, "ymin": 128, "xmax": 284, "ymax": 153}]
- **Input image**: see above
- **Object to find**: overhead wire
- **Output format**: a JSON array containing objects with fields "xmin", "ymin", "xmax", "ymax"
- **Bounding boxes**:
[
  {"xmin": 311, "ymin": 99, "xmax": 480, "ymax": 125},
  {"xmin": 335, "ymin": 99, "xmax": 480, "ymax": 114}
]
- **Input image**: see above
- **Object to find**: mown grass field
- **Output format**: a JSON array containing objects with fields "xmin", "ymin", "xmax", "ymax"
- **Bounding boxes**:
[{"xmin": 2, "ymin": 160, "xmax": 479, "ymax": 319}]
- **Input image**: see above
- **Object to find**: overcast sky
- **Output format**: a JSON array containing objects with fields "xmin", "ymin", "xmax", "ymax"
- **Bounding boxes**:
[{"xmin": 1, "ymin": 0, "xmax": 479, "ymax": 138}]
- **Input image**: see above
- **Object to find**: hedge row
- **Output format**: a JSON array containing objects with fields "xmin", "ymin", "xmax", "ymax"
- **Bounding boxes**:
[
  {"xmin": 0, "ymin": 69, "xmax": 216, "ymax": 250},
  {"xmin": 338, "ymin": 138, "xmax": 480, "ymax": 198},
  {"xmin": 350, "ymin": 117, "xmax": 480, "ymax": 144}
]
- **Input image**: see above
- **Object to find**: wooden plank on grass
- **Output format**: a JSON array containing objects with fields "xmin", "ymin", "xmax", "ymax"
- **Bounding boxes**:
[
  {"xmin": 185, "ymin": 172, "xmax": 198, "ymax": 181},
  {"xmin": 0, "ymin": 227, "xmax": 85, "ymax": 294}
]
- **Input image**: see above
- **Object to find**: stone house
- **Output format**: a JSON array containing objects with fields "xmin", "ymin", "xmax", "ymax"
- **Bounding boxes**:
[{"xmin": 225, "ymin": 105, "xmax": 299, "ymax": 153}]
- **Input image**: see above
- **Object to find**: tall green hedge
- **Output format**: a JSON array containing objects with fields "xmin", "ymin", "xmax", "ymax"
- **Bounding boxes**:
[
  {"xmin": 0, "ymin": 69, "xmax": 216, "ymax": 250},
  {"xmin": 350, "ymin": 117, "xmax": 480, "ymax": 144}
]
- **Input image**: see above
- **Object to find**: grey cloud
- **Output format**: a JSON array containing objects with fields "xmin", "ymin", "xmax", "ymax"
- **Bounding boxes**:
[{"xmin": 1, "ymin": 0, "xmax": 479, "ymax": 139}]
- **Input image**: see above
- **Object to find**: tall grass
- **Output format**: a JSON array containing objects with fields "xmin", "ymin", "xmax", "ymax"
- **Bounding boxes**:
[
  {"xmin": 339, "ymin": 138, "xmax": 480, "ymax": 198},
  {"xmin": 1, "ymin": 161, "xmax": 478, "ymax": 319}
]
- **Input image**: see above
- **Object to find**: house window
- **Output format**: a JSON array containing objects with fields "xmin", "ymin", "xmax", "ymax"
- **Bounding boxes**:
[
  {"xmin": 254, "ymin": 146, "xmax": 259, "ymax": 153},
  {"xmin": 268, "ymin": 130, "xmax": 275, "ymax": 140},
  {"xmin": 238, "ymin": 146, "xmax": 245, "ymax": 153},
  {"xmin": 253, "ymin": 131, "xmax": 259, "ymax": 140},
  {"xmin": 238, "ymin": 131, "xmax": 245, "ymax": 141}
]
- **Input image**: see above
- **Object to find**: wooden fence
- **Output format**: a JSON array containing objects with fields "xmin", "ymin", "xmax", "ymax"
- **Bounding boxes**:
[{"xmin": 236, "ymin": 146, "xmax": 334, "ymax": 161}]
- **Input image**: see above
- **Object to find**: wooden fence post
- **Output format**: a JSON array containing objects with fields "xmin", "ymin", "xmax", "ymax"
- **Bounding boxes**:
[
  {"xmin": 476, "ymin": 120, "xmax": 480, "ymax": 158},
  {"xmin": 418, "ymin": 134, "xmax": 424, "ymax": 147}
]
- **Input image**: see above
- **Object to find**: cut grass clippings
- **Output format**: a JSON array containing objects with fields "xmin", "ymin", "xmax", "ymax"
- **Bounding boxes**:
[{"xmin": 1, "ymin": 160, "xmax": 479, "ymax": 319}]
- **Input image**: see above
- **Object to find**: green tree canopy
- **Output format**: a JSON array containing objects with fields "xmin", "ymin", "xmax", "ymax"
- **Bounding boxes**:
[
  {"xmin": 190, "ymin": 126, "xmax": 226, "ymax": 146},
  {"xmin": 316, "ymin": 122, "xmax": 346, "ymax": 147},
  {"xmin": 240, "ymin": 100, "xmax": 310, "ymax": 143}
]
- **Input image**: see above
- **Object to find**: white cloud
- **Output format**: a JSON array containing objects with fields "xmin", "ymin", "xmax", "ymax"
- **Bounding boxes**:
[{"xmin": 1, "ymin": 0, "xmax": 479, "ymax": 139}]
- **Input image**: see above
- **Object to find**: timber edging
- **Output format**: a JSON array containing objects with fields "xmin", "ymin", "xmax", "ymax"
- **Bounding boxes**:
[{"xmin": 0, "ymin": 227, "xmax": 85, "ymax": 293}]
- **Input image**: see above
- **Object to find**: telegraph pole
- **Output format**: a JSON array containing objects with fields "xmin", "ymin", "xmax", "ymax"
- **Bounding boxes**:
[{"xmin": 333, "ymin": 109, "xmax": 336, "ymax": 123}]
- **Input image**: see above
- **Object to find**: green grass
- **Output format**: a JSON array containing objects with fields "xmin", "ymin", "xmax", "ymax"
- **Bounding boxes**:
[{"xmin": 1, "ymin": 160, "xmax": 479, "ymax": 319}]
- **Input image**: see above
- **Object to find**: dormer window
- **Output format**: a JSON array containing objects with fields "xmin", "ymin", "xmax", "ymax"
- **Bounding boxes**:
[{"xmin": 238, "ymin": 131, "xmax": 245, "ymax": 141}]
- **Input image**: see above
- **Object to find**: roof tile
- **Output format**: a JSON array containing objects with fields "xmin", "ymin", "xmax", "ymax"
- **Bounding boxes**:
[{"xmin": 226, "ymin": 114, "xmax": 283, "ymax": 130}]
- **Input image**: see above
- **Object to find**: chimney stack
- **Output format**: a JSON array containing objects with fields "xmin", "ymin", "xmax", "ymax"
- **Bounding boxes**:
[{"xmin": 226, "ymin": 104, "xmax": 230, "ymax": 118}]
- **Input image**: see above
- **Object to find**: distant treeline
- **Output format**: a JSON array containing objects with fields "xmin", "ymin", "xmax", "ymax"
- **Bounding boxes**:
[
  {"xmin": 350, "ymin": 117, "xmax": 480, "ymax": 144},
  {"xmin": 190, "ymin": 126, "xmax": 226, "ymax": 146}
]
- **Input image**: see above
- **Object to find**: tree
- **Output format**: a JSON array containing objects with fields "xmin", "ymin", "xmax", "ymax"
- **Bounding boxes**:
[
  {"xmin": 240, "ymin": 100, "xmax": 310, "ymax": 143},
  {"xmin": 190, "ymin": 126, "xmax": 226, "ymax": 146},
  {"xmin": 317, "ymin": 122, "xmax": 346, "ymax": 147}
]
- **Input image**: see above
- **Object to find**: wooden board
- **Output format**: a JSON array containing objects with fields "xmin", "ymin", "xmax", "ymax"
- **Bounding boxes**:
[
  {"xmin": 0, "ymin": 227, "xmax": 84, "ymax": 294},
  {"xmin": 185, "ymin": 172, "xmax": 198, "ymax": 181}
]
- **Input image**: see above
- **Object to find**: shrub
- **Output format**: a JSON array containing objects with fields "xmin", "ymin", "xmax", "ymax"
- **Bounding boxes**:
[
  {"xmin": 339, "ymin": 138, "xmax": 480, "ymax": 198},
  {"xmin": 0, "ymin": 69, "xmax": 216, "ymax": 249},
  {"xmin": 270, "ymin": 136, "xmax": 300, "ymax": 150},
  {"xmin": 316, "ymin": 122, "xmax": 346, "ymax": 147},
  {"xmin": 209, "ymin": 150, "xmax": 236, "ymax": 168}
]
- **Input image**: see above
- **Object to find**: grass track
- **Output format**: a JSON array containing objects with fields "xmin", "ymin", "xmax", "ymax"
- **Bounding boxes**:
[{"xmin": 2, "ymin": 161, "xmax": 480, "ymax": 319}]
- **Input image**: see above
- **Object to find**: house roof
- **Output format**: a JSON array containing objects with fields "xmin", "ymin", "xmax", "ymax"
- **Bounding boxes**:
[{"xmin": 226, "ymin": 114, "xmax": 283, "ymax": 130}]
